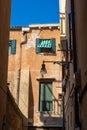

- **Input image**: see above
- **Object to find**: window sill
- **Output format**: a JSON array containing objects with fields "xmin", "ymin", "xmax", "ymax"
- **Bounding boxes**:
[
  {"xmin": 36, "ymin": 52, "xmax": 56, "ymax": 56},
  {"xmin": 36, "ymin": 77, "xmax": 56, "ymax": 82}
]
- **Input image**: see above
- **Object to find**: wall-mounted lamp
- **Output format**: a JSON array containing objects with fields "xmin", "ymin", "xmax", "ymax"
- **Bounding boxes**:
[
  {"xmin": 41, "ymin": 60, "xmax": 71, "ymax": 68},
  {"xmin": 40, "ymin": 61, "xmax": 47, "ymax": 75},
  {"xmin": 40, "ymin": 60, "xmax": 71, "ymax": 78}
]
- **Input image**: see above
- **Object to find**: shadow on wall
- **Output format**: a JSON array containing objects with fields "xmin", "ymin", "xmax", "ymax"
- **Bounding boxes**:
[
  {"xmin": 28, "ymin": 71, "xmax": 34, "ymax": 126},
  {"xmin": 27, "ymin": 72, "xmax": 63, "ymax": 129},
  {"xmin": 6, "ymin": 88, "xmax": 26, "ymax": 130},
  {"xmin": 39, "ymin": 83, "xmax": 63, "ymax": 127}
]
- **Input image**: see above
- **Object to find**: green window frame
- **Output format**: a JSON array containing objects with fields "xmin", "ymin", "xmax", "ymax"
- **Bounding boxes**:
[
  {"xmin": 9, "ymin": 40, "xmax": 16, "ymax": 55},
  {"xmin": 36, "ymin": 38, "xmax": 56, "ymax": 54},
  {"xmin": 39, "ymin": 82, "xmax": 53, "ymax": 112}
]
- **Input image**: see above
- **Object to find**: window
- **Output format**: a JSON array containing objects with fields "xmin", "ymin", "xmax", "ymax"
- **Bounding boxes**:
[
  {"xmin": 36, "ymin": 38, "xmax": 56, "ymax": 54},
  {"xmin": 9, "ymin": 40, "xmax": 16, "ymax": 54},
  {"xmin": 39, "ymin": 82, "xmax": 53, "ymax": 112},
  {"xmin": 61, "ymin": 38, "xmax": 68, "ymax": 61},
  {"xmin": 58, "ymin": 93, "xmax": 62, "ymax": 99}
]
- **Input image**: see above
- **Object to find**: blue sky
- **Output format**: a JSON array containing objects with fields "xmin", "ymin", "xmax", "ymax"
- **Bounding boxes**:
[{"xmin": 10, "ymin": 0, "xmax": 59, "ymax": 26}]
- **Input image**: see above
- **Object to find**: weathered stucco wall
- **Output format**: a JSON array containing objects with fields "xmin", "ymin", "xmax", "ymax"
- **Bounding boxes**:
[{"xmin": 8, "ymin": 25, "xmax": 63, "ymax": 129}]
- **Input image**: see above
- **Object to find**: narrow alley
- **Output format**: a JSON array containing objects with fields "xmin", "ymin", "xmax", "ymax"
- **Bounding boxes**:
[{"xmin": 0, "ymin": 0, "xmax": 87, "ymax": 130}]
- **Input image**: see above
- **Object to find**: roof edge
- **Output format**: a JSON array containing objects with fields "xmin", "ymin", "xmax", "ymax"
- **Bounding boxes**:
[{"xmin": 10, "ymin": 23, "xmax": 60, "ymax": 31}]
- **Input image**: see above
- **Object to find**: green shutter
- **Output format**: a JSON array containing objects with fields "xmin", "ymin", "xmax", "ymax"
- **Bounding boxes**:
[
  {"xmin": 45, "ymin": 83, "xmax": 53, "ymax": 111},
  {"xmin": 9, "ymin": 40, "xmax": 12, "ymax": 54},
  {"xmin": 51, "ymin": 38, "xmax": 56, "ymax": 53},
  {"xmin": 39, "ymin": 82, "xmax": 53, "ymax": 111},
  {"xmin": 11, "ymin": 40, "xmax": 16, "ymax": 54},
  {"xmin": 39, "ymin": 83, "xmax": 44, "ymax": 111},
  {"xmin": 36, "ymin": 38, "xmax": 41, "ymax": 53}
]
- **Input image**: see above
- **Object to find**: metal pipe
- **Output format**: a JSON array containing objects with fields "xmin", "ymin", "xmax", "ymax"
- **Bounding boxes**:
[{"xmin": 16, "ymin": 32, "xmax": 27, "ymax": 105}]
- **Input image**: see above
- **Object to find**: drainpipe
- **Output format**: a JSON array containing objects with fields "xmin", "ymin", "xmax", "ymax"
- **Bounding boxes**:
[{"xmin": 16, "ymin": 27, "xmax": 29, "ymax": 105}]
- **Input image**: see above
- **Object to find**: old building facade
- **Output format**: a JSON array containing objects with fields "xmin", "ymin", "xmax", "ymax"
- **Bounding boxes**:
[
  {"xmin": 63, "ymin": 0, "xmax": 76, "ymax": 130},
  {"xmin": 8, "ymin": 24, "xmax": 63, "ymax": 130},
  {"xmin": 0, "ymin": 0, "xmax": 11, "ymax": 129},
  {"xmin": 72, "ymin": 1, "xmax": 87, "ymax": 130},
  {"xmin": 59, "ymin": 0, "xmax": 87, "ymax": 130}
]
